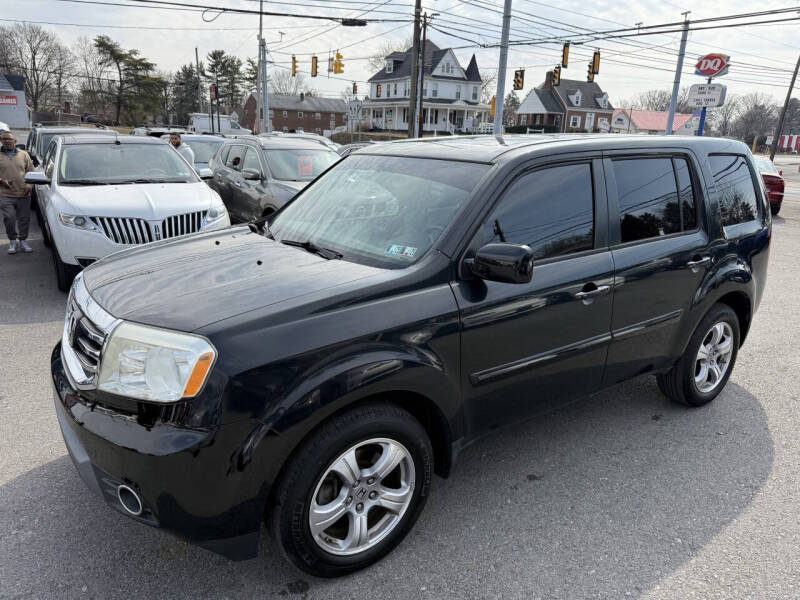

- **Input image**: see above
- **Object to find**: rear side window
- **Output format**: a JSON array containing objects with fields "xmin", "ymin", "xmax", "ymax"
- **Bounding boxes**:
[
  {"xmin": 708, "ymin": 154, "xmax": 759, "ymax": 227},
  {"xmin": 225, "ymin": 145, "xmax": 245, "ymax": 170},
  {"xmin": 242, "ymin": 148, "xmax": 261, "ymax": 173},
  {"xmin": 480, "ymin": 162, "xmax": 594, "ymax": 261},
  {"xmin": 613, "ymin": 157, "xmax": 698, "ymax": 243}
]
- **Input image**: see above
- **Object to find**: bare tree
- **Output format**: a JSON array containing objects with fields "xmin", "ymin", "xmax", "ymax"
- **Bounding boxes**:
[
  {"xmin": 618, "ymin": 88, "xmax": 692, "ymax": 113},
  {"xmin": 480, "ymin": 70, "xmax": 497, "ymax": 103},
  {"xmin": 731, "ymin": 92, "xmax": 778, "ymax": 143},
  {"xmin": 367, "ymin": 38, "xmax": 413, "ymax": 73},
  {"xmin": 74, "ymin": 36, "xmax": 110, "ymax": 118},
  {"xmin": 49, "ymin": 43, "xmax": 76, "ymax": 110},
  {"xmin": 0, "ymin": 23, "xmax": 66, "ymax": 111},
  {"xmin": 269, "ymin": 70, "xmax": 315, "ymax": 96},
  {"xmin": 706, "ymin": 94, "xmax": 740, "ymax": 137}
]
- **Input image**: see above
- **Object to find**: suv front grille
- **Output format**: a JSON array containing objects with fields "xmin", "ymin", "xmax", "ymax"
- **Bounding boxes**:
[
  {"xmin": 161, "ymin": 211, "xmax": 207, "ymax": 239},
  {"xmin": 91, "ymin": 217, "xmax": 153, "ymax": 244}
]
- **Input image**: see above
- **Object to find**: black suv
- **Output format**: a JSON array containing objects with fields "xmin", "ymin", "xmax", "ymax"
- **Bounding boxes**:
[
  {"xmin": 51, "ymin": 135, "xmax": 770, "ymax": 577},
  {"xmin": 208, "ymin": 135, "xmax": 339, "ymax": 222}
]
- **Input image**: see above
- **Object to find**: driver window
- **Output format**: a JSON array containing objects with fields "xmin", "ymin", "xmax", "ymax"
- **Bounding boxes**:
[
  {"xmin": 242, "ymin": 148, "xmax": 262, "ymax": 174},
  {"xmin": 225, "ymin": 145, "xmax": 245, "ymax": 171},
  {"xmin": 478, "ymin": 162, "xmax": 595, "ymax": 261},
  {"xmin": 44, "ymin": 142, "xmax": 56, "ymax": 178}
]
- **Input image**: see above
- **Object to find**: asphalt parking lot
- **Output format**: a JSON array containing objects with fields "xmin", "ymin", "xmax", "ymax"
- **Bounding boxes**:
[{"xmin": 2, "ymin": 151, "xmax": 800, "ymax": 599}]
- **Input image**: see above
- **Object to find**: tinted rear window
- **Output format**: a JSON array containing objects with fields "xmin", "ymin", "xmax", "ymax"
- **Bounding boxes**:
[{"xmin": 708, "ymin": 155, "xmax": 759, "ymax": 227}]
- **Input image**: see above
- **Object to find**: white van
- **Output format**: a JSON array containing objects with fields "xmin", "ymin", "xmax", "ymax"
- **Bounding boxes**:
[{"xmin": 187, "ymin": 113, "xmax": 251, "ymax": 136}]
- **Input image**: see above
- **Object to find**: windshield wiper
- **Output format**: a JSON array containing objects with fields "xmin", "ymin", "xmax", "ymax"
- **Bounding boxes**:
[
  {"xmin": 60, "ymin": 179, "xmax": 110, "ymax": 185},
  {"xmin": 280, "ymin": 238, "xmax": 343, "ymax": 260}
]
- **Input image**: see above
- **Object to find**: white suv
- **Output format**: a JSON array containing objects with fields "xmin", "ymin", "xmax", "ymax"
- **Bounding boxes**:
[{"xmin": 26, "ymin": 134, "xmax": 230, "ymax": 291}]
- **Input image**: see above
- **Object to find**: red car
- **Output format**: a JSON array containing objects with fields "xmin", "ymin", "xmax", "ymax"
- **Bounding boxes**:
[{"xmin": 755, "ymin": 157, "xmax": 784, "ymax": 216}]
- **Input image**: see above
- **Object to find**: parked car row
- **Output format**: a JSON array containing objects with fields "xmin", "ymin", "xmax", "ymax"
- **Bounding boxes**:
[{"xmin": 48, "ymin": 134, "xmax": 771, "ymax": 577}]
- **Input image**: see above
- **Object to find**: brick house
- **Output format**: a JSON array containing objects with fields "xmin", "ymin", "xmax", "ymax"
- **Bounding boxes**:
[
  {"xmin": 241, "ymin": 92, "xmax": 348, "ymax": 134},
  {"xmin": 536, "ymin": 71, "xmax": 614, "ymax": 133},
  {"xmin": 514, "ymin": 87, "xmax": 563, "ymax": 131}
]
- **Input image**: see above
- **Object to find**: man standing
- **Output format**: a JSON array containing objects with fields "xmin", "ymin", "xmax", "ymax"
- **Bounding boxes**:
[
  {"xmin": 169, "ymin": 132, "xmax": 195, "ymax": 166},
  {"xmin": 0, "ymin": 131, "xmax": 34, "ymax": 254}
]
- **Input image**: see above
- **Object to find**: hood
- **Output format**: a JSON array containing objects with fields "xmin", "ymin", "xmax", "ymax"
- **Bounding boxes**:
[
  {"xmin": 58, "ymin": 182, "xmax": 216, "ymax": 218},
  {"xmin": 81, "ymin": 227, "xmax": 386, "ymax": 331}
]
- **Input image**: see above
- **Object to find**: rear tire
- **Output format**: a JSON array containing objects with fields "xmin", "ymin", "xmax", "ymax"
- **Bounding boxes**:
[
  {"xmin": 52, "ymin": 244, "xmax": 78, "ymax": 292},
  {"xmin": 657, "ymin": 304, "xmax": 740, "ymax": 407},
  {"xmin": 270, "ymin": 401, "xmax": 433, "ymax": 577},
  {"xmin": 770, "ymin": 203, "xmax": 781, "ymax": 216}
]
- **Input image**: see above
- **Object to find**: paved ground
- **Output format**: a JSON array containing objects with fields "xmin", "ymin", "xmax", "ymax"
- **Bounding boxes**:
[{"xmin": 2, "ymin": 152, "xmax": 800, "ymax": 599}]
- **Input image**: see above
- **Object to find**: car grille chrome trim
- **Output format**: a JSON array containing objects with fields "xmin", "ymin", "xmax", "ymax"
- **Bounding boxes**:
[
  {"xmin": 91, "ymin": 217, "xmax": 154, "ymax": 245},
  {"xmin": 161, "ymin": 210, "xmax": 207, "ymax": 239},
  {"xmin": 61, "ymin": 273, "xmax": 120, "ymax": 391}
]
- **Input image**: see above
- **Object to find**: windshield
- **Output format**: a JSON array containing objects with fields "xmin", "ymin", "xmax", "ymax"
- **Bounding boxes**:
[
  {"xmin": 755, "ymin": 158, "xmax": 778, "ymax": 174},
  {"xmin": 184, "ymin": 139, "xmax": 223, "ymax": 163},
  {"xmin": 270, "ymin": 155, "xmax": 489, "ymax": 268},
  {"xmin": 58, "ymin": 143, "xmax": 198, "ymax": 184},
  {"xmin": 265, "ymin": 147, "xmax": 339, "ymax": 181}
]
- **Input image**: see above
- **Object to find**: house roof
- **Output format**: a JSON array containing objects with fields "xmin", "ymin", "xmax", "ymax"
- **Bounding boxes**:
[
  {"xmin": 552, "ymin": 78, "xmax": 613, "ymax": 111},
  {"xmin": 613, "ymin": 108, "xmax": 693, "ymax": 132},
  {"xmin": 0, "ymin": 74, "xmax": 24, "ymax": 92},
  {"xmin": 368, "ymin": 40, "xmax": 481, "ymax": 84},
  {"xmin": 518, "ymin": 88, "xmax": 563, "ymax": 115},
  {"xmin": 243, "ymin": 92, "xmax": 347, "ymax": 113}
]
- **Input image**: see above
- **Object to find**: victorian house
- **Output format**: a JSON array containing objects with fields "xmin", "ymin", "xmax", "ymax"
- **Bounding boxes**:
[{"xmin": 363, "ymin": 40, "xmax": 491, "ymax": 133}]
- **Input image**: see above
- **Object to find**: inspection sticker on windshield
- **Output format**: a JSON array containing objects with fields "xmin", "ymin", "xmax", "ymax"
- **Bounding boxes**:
[
  {"xmin": 297, "ymin": 156, "xmax": 313, "ymax": 176},
  {"xmin": 385, "ymin": 244, "xmax": 417, "ymax": 258}
]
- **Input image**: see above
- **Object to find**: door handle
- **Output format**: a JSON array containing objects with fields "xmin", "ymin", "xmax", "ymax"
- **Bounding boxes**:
[
  {"xmin": 686, "ymin": 256, "xmax": 712, "ymax": 271},
  {"xmin": 574, "ymin": 285, "xmax": 611, "ymax": 301},
  {"xmin": 234, "ymin": 181, "xmax": 241, "ymax": 187}
]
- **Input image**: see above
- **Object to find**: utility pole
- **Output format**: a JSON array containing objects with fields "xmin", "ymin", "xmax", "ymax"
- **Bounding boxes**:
[
  {"xmin": 195, "ymin": 47, "xmax": 202, "ymax": 113},
  {"xmin": 666, "ymin": 12, "xmax": 690, "ymax": 135},
  {"xmin": 256, "ymin": 0, "xmax": 271, "ymax": 134},
  {"xmin": 256, "ymin": 0, "xmax": 263, "ymax": 133},
  {"xmin": 769, "ymin": 54, "xmax": 800, "ymax": 161},
  {"xmin": 407, "ymin": 0, "xmax": 422, "ymax": 138},
  {"xmin": 417, "ymin": 13, "xmax": 434, "ymax": 137},
  {"xmin": 215, "ymin": 71, "xmax": 221, "ymax": 132},
  {"xmin": 493, "ymin": 0, "xmax": 513, "ymax": 135}
]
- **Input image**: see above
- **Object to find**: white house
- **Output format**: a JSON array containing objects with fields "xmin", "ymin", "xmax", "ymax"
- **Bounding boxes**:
[{"xmin": 363, "ymin": 40, "xmax": 490, "ymax": 133}]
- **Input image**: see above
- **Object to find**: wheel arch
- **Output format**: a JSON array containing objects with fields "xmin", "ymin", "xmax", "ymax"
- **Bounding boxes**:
[{"xmin": 715, "ymin": 290, "xmax": 752, "ymax": 346}]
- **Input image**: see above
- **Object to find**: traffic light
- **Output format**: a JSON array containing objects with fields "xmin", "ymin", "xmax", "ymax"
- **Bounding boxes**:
[
  {"xmin": 490, "ymin": 95, "xmax": 496, "ymax": 117},
  {"xmin": 586, "ymin": 62, "xmax": 594, "ymax": 83},
  {"xmin": 553, "ymin": 65, "xmax": 561, "ymax": 86},
  {"xmin": 333, "ymin": 52, "xmax": 344, "ymax": 74},
  {"xmin": 513, "ymin": 69, "xmax": 524, "ymax": 91},
  {"xmin": 352, "ymin": 82, "xmax": 357, "ymax": 95},
  {"xmin": 311, "ymin": 56, "xmax": 318, "ymax": 77},
  {"xmin": 291, "ymin": 55, "xmax": 297, "ymax": 77},
  {"xmin": 592, "ymin": 50, "xmax": 600, "ymax": 75},
  {"xmin": 561, "ymin": 42, "xmax": 569, "ymax": 68}
]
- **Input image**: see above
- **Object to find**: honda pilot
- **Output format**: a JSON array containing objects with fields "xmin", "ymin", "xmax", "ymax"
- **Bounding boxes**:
[{"xmin": 51, "ymin": 135, "xmax": 770, "ymax": 577}]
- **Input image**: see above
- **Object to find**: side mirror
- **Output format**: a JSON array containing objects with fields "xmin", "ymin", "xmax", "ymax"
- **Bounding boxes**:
[
  {"xmin": 31, "ymin": 155, "xmax": 40, "ymax": 167},
  {"xmin": 196, "ymin": 167, "xmax": 213, "ymax": 180},
  {"xmin": 25, "ymin": 171, "xmax": 51, "ymax": 185},
  {"xmin": 242, "ymin": 168, "xmax": 262, "ymax": 181},
  {"xmin": 465, "ymin": 243, "xmax": 534, "ymax": 284},
  {"xmin": 15, "ymin": 143, "xmax": 26, "ymax": 151}
]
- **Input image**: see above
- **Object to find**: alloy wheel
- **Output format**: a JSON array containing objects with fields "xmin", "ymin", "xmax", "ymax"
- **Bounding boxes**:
[{"xmin": 694, "ymin": 322, "xmax": 734, "ymax": 393}]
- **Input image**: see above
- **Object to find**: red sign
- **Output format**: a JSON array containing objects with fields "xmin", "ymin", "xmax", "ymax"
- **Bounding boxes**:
[
  {"xmin": 695, "ymin": 54, "xmax": 730, "ymax": 78},
  {"xmin": 0, "ymin": 95, "xmax": 18, "ymax": 105},
  {"xmin": 209, "ymin": 84, "xmax": 216, "ymax": 100},
  {"xmin": 297, "ymin": 156, "xmax": 313, "ymax": 176}
]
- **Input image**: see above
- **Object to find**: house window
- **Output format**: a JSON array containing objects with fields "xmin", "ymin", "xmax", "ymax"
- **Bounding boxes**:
[
  {"xmin": 282, "ymin": 126, "xmax": 288, "ymax": 132},
  {"xmin": 393, "ymin": 83, "xmax": 397, "ymax": 96},
  {"xmin": 386, "ymin": 60, "xmax": 393, "ymax": 73},
  {"xmin": 456, "ymin": 85, "xmax": 461, "ymax": 100},
  {"xmin": 376, "ymin": 84, "xmax": 382, "ymax": 98},
  {"xmin": 520, "ymin": 114, "xmax": 527, "ymax": 125},
  {"xmin": 423, "ymin": 80, "xmax": 427, "ymax": 96},
  {"xmin": 570, "ymin": 115, "xmax": 581, "ymax": 128},
  {"xmin": 314, "ymin": 112, "xmax": 320, "ymax": 120},
  {"xmin": 386, "ymin": 85, "xmax": 390, "ymax": 98},
  {"xmin": 331, "ymin": 113, "xmax": 336, "ymax": 120},
  {"xmin": 282, "ymin": 110, "xmax": 287, "ymax": 117},
  {"xmin": 297, "ymin": 111, "xmax": 303, "ymax": 118},
  {"xmin": 269, "ymin": 110, "xmax": 274, "ymax": 118},
  {"xmin": 432, "ymin": 82, "xmax": 438, "ymax": 98},
  {"xmin": 472, "ymin": 86, "xmax": 478, "ymax": 101},
  {"xmin": 403, "ymin": 108, "xmax": 407, "ymax": 122}
]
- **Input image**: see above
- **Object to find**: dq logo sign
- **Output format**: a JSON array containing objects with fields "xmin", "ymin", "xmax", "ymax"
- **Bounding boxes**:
[{"xmin": 695, "ymin": 54, "xmax": 730, "ymax": 78}]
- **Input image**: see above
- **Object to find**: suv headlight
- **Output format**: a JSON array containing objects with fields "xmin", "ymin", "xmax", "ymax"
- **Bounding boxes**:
[
  {"xmin": 203, "ymin": 202, "xmax": 228, "ymax": 228},
  {"xmin": 59, "ymin": 213, "xmax": 99, "ymax": 231},
  {"xmin": 97, "ymin": 322, "xmax": 216, "ymax": 402}
]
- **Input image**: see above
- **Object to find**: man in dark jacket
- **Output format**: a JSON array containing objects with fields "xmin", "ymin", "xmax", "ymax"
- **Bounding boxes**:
[{"xmin": 0, "ymin": 131, "xmax": 34, "ymax": 254}]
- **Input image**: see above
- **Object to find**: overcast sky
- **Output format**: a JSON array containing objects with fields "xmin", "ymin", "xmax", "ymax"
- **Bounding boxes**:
[{"xmin": 5, "ymin": 0, "xmax": 800, "ymax": 106}]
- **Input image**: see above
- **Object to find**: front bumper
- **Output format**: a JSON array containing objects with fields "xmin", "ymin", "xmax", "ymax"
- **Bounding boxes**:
[{"xmin": 52, "ymin": 344, "xmax": 265, "ymax": 560}]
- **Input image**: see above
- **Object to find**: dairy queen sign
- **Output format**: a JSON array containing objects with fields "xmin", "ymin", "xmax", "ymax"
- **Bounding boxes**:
[{"xmin": 695, "ymin": 54, "xmax": 730, "ymax": 78}]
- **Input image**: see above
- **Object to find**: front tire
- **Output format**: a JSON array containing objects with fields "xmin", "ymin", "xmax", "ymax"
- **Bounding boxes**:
[
  {"xmin": 270, "ymin": 402, "xmax": 433, "ymax": 577},
  {"xmin": 52, "ymin": 244, "xmax": 78, "ymax": 292},
  {"xmin": 657, "ymin": 304, "xmax": 740, "ymax": 407}
]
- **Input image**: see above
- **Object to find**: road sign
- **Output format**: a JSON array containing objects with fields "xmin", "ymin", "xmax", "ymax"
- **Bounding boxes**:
[
  {"xmin": 347, "ymin": 100, "xmax": 362, "ymax": 121},
  {"xmin": 688, "ymin": 83, "xmax": 727, "ymax": 108},
  {"xmin": 695, "ymin": 54, "xmax": 730, "ymax": 78}
]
